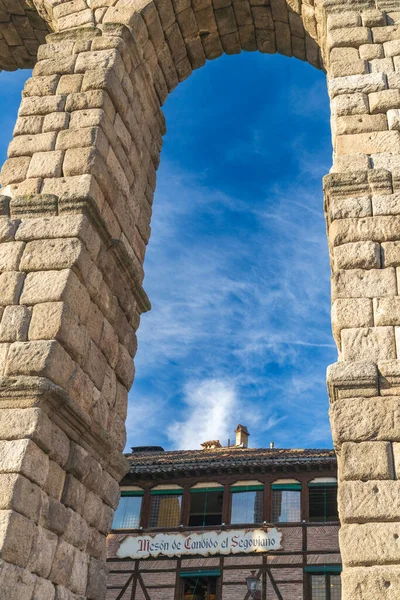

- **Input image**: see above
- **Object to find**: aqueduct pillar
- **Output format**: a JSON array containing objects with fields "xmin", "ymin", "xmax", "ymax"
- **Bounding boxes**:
[{"xmin": 0, "ymin": 0, "xmax": 398, "ymax": 598}]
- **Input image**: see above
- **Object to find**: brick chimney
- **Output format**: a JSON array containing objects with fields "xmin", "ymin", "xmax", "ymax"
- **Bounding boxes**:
[{"xmin": 235, "ymin": 424, "xmax": 250, "ymax": 448}]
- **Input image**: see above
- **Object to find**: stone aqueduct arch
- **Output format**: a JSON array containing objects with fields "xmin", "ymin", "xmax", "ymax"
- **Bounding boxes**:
[{"xmin": 0, "ymin": 0, "xmax": 399, "ymax": 598}]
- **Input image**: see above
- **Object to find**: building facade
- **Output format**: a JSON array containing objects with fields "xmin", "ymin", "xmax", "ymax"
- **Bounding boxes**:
[{"xmin": 106, "ymin": 427, "xmax": 340, "ymax": 600}]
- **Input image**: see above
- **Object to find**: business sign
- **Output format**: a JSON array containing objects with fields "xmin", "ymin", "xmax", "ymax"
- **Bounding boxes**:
[{"xmin": 117, "ymin": 528, "xmax": 282, "ymax": 560}]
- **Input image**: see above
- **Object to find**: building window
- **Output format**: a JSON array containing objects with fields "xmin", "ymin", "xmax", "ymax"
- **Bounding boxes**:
[
  {"xmin": 271, "ymin": 483, "xmax": 301, "ymax": 522},
  {"xmin": 189, "ymin": 488, "xmax": 224, "ymax": 527},
  {"xmin": 181, "ymin": 570, "xmax": 220, "ymax": 600},
  {"xmin": 112, "ymin": 491, "xmax": 143, "ymax": 529},
  {"xmin": 308, "ymin": 481, "xmax": 338, "ymax": 522},
  {"xmin": 230, "ymin": 484, "xmax": 263, "ymax": 524},
  {"xmin": 149, "ymin": 491, "xmax": 183, "ymax": 528},
  {"xmin": 308, "ymin": 572, "xmax": 341, "ymax": 600}
]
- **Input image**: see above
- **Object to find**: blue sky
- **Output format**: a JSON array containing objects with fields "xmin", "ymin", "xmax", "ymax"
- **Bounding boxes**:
[{"xmin": 0, "ymin": 52, "xmax": 336, "ymax": 451}]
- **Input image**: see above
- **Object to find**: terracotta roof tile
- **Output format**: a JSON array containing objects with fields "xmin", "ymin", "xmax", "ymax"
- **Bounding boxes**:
[{"xmin": 126, "ymin": 447, "xmax": 336, "ymax": 475}]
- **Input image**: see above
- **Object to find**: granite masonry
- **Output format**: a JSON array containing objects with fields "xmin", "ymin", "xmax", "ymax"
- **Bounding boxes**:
[{"xmin": 0, "ymin": 0, "xmax": 399, "ymax": 598}]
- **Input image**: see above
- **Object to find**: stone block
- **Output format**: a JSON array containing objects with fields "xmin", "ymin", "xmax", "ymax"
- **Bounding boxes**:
[
  {"xmin": 49, "ymin": 423, "xmax": 70, "ymax": 469},
  {"xmin": 0, "ymin": 438, "xmax": 49, "ymax": 487},
  {"xmin": 69, "ymin": 548, "xmax": 89, "ymax": 595},
  {"xmin": 0, "ymin": 561, "xmax": 36, "ymax": 600},
  {"xmin": 33, "ymin": 577, "xmax": 55, "ymax": 600},
  {"xmin": 340, "ymin": 481, "xmax": 400, "ymax": 523},
  {"xmin": 373, "ymin": 193, "xmax": 400, "ymax": 216},
  {"xmin": 21, "ymin": 270, "xmax": 90, "ymax": 321},
  {"xmin": 83, "ymin": 340, "xmax": 108, "ymax": 390},
  {"xmin": 8, "ymin": 132, "xmax": 57, "ymax": 158},
  {"xmin": 0, "ymin": 156, "xmax": 31, "ymax": 185},
  {"xmin": 388, "ymin": 109, "xmax": 400, "ymax": 131},
  {"xmin": 0, "ymin": 305, "xmax": 31, "ymax": 342},
  {"xmin": 87, "ymin": 527, "xmax": 106, "ymax": 560},
  {"xmin": 5, "ymin": 340, "xmax": 75, "ymax": 392},
  {"xmin": 331, "ymin": 298, "xmax": 373, "ymax": 343},
  {"xmin": 328, "ymin": 73, "xmax": 386, "ymax": 98},
  {"xmin": 372, "ymin": 25, "xmax": 400, "ymax": 44},
  {"xmin": 330, "ymin": 59, "xmax": 367, "ymax": 78},
  {"xmin": 20, "ymin": 238, "xmax": 84, "ymax": 272},
  {"xmin": 61, "ymin": 474, "xmax": 86, "ymax": 515},
  {"xmin": 341, "ymin": 326, "xmax": 396, "ymax": 361},
  {"xmin": 340, "ymin": 441, "xmax": 394, "ymax": 481},
  {"xmin": 369, "ymin": 89, "xmax": 400, "ymax": 114},
  {"xmin": 29, "ymin": 302, "xmax": 90, "ymax": 364},
  {"xmin": 0, "ymin": 472, "xmax": 42, "ymax": 523},
  {"xmin": 335, "ymin": 113, "xmax": 387, "ymax": 135},
  {"xmin": 64, "ymin": 442, "xmax": 90, "ymax": 482},
  {"xmin": 45, "ymin": 460, "xmax": 66, "ymax": 500},
  {"xmin": 99, "ymin": 319, "xmax": 119, "ymax": 368},
  {"xmin": 0, "ymin": 271, "xmax": 25, "ymax": 306},
  {"xmin": 359, "ymin": 43, "xmax": 384, "ymax": 60},
  {"xmin": 49, "ymin": 539, "xmax": 75, "ymax": 587},
  {"xmin": 331, "ymin": 268, "xmax": 396, "ymax": 299},
  {"xmin": 27, "ymin": 151, "xmax": 63, "ymax": 179},
  {"xmin": 340, "ymin": 522, "xmax": 400, "ymax": 566},
  {"xmin": 115, "ymin": 343, "xmax": 135, "ymax": 388},
  {"xmin": 342, "ymin": 566, "xmax": 400, "ymax": 600},
  {"xmin": 330, "ymin": 396, "xmax": 400, "ymax": 444},
  {"xmin": 336, "ymin": 131, "xmax": 400, "ymax": 155},
  {"xmin": 374, "ymin": 297, "xmax": 400, "ymax": 326},
  {"xmin": 62, "ymin": 508, "xmax": 89, "ymax": 551},
  {"xmin": 329, "ymin": 216, "xmax": 400, "ymax": 247},
  {"xmin": 329, "ymin": 195, "xmax": 371, "ymax": 220},
  {"xmin": 0, "ymin": 407, "xmax": 52, "ymax": 451},
  {"xmin": 27, "ymin": 524, "xmax": 58, "ymax": 578},
  {"xmin": 0, "ymin": 509, "xmax": 36, "ymax": 568},
  {"xmin": 369, "ymin": 57, "xmax": 395, "ymax": 73},
  {"xmin": 333, "ymin": 241, "xmax": 380, "ymax": 270},
  {"xmin": 101, "ymin": 471, "xmax": 120, "ymax": 510},
  {"xmin": 43, "ymin": 497, "xmax": 71, "ymax": 537},
  {"xmin": 82, "ymin": 490, "xmax": 103, "ymax": 528},
  {"xmin": 42, "ymin": 113, "xmax": 70, "ymax": 134},
  {"xmin": 86, "ymin": 557, "xmax": 107, "ymax": 600}
]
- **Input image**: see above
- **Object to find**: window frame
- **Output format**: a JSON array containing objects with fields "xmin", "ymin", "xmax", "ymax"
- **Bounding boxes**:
[
  {"xmin": 229, "ymin": 484, "xmax": 264, "ymax": 525},
  {"xmin": 308, "ymin": 481, "xmax": 339, "ymax": 523},
  {"xmin": 149, "ymin": 488, "xmax": 184, "ymax": 529},
  {"xmin": 188, "ymin": 486, "xmax": 224, "ymax": 528},
  {"xmin": 306, "ymin": 566, "xmax": 342, "ymax": 600},
  {"xmin": 112, "ymin": 490, "xmax": 144, "ymax": 530},
  {"xmin": 271, "ymin": 482, "xmax": 302, "ymax": 523}
]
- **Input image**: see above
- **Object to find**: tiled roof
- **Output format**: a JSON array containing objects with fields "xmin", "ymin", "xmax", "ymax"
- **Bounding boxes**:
[{"xmin": 126, "ymin": 447, "xmax": 336, "ymax": 475}]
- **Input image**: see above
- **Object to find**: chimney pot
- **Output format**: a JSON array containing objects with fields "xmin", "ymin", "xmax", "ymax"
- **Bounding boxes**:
[{"xmin": 270, "ymin": 441, "xmax": 274, "ymax": 449}]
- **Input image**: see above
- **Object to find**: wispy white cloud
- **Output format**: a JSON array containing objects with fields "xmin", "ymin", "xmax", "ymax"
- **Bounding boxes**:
[
  {"xmin": 167, "ymin": 379, "xmax": 237, "ymax": 449},
  {"xmin": 127, "ymin": 54, "xmax": 335, "ymax": 452}
]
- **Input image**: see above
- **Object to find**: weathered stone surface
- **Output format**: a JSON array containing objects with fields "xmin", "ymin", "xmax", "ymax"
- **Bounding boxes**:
[
  {"xmin": 332, "ymin": 268, "xmax": 397, "ymax": 299},
  {"xmin": 0, "ymin": 509, "xmax": 36, "ymax": 568},
  {"xmin": 340, "ymin": 481, "xmax": 400, "ymax": 523},
  {"xmin": 0, "ymin": 561, "xmax": 36, "ymax": 600},
  {"xmin": 374, "ymin": 297, "xmax": 400, "ymax": 326},
  {"xmin": 340, "ymin": 522, "xmax": 400, "ymax": 566},
  {"xmin": 341, "ymin": 327, "xmax": 396, "ymax": 362},
  {"xmin": 333, "ymin": 241, "xmax": 380, "ymax": 270},
  {"xmin": 331, "ymin": 396, "xmax": 400, "ymax": 444},
  {"xmin": 332, "ymin": 298, "xmax": 373, "ymax": 343},
  {"xmin": 340, "ymin": 442, "xmax": 394, "ymax": 482},
  {"xmin": 0, "ymin": 473, "xmax": 42, "ymax": 523},
  {"xmin": 342, "ymin": 566, "xmax": 400, "ymax": 600}
]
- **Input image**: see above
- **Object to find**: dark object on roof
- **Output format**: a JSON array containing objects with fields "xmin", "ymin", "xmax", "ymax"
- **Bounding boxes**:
[
  {"xmin": 131, "ymin": 446, "xmax": 165, "ymax": 453},
  {"xmin": 125, "ymin": 446, "xmax": 337, "ymax": 477}
]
